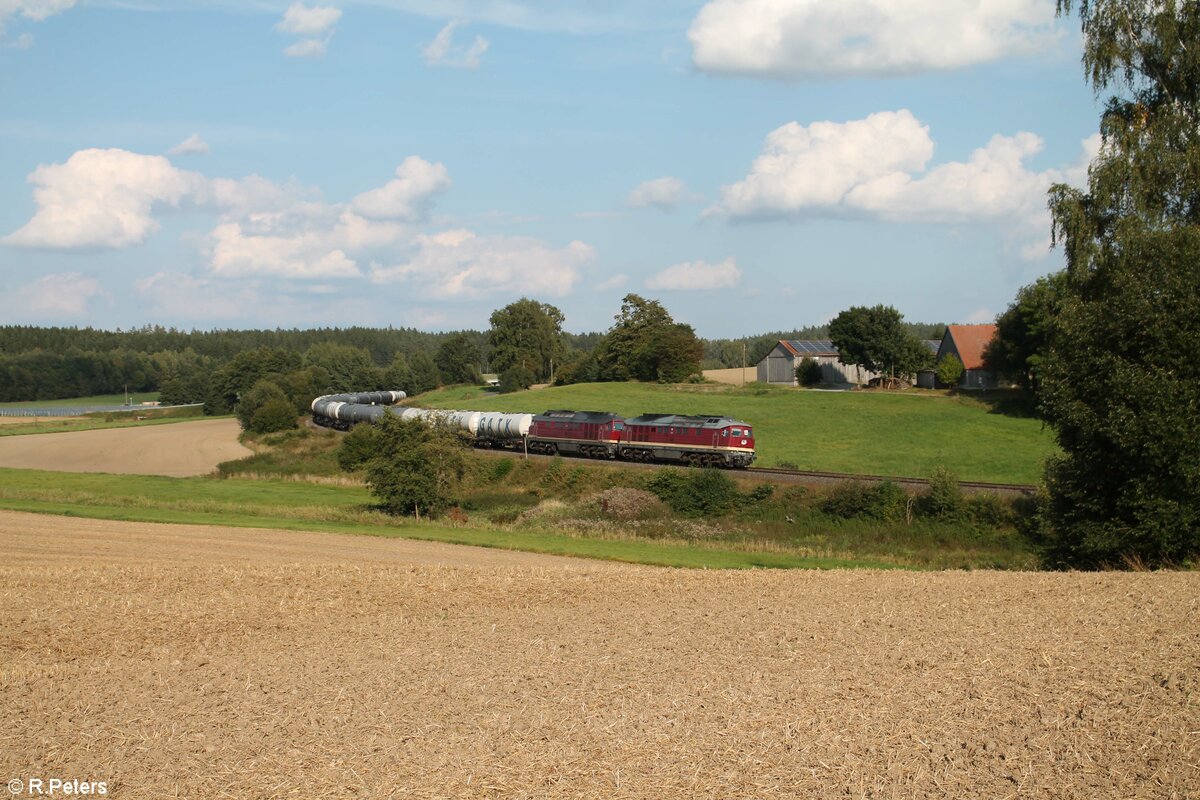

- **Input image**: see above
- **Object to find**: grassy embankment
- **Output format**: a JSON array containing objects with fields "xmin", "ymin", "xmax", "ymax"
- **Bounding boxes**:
[{"xmin": 411, "ymin": 382, "xmax": 1057, "ymax": 485}]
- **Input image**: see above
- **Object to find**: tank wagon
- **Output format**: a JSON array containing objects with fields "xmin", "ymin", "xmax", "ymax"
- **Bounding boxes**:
[{"xmin": 311, "ymin": 392, "xmax": 755, "ymax": 468}]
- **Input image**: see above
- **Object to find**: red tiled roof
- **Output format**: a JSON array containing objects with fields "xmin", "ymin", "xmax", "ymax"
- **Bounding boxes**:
[{"xmin": 944, "ymin": 324, "xmax": 998, "ymax": 371}]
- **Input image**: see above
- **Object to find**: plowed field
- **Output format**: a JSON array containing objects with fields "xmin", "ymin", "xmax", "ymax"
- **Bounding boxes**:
[
  {"xmin": 0, "ymin": 418, "xmax": 250, "ymax": 476},
  {"xmin": 1, "ymin": 510, "xmax": 1196, "ymax": 798}
]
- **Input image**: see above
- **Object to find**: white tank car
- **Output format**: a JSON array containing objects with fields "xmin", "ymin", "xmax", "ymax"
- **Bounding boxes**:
[{"xmin": 477, "ymin": 412, "xmax": 533, "ymax": 442}]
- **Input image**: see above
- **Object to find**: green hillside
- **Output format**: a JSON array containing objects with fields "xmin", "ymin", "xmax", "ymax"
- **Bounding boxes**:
[{"xmin": 410, "ymin": 383, "xmax": 1057, "ymax": 485}]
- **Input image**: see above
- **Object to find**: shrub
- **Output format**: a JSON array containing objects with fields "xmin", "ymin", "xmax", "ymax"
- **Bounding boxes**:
[
  {"xmin": 819, "ymin": 480, "xmax": 907, "ymax": 521},
  {"xmin": 499, "ymin": 365, "xmax": 536, "ymax": 394},
  {"xmin": 967, "ymin": 492, "xmax": 1011, "ymax": 528},
  {"xmin": 936, "ymin": 354, "xmax": 965, "ymax": 387},
  {"xmin": 359, "ymin": 415, "xmax": 469, "ymax": 518},
  {"xmin": 590, "ymin": 488, "xmax": 665, "ymax": 520},
  {"xmin": 236, "ymin": 379, "xmax": 291, "ymax": 432},
  {"xmin": 248, "ymin": 398, "xmax": 298, "ymax": 434},
  {"xmin": 919, "ymin": 467, "xmax": 966, "ymax": 520},
  {"xmin": 745, "ymin": 483, "xmax": 774, "ymax": 502},
  {"xmin": 645, "ymin": 468, "xmax": 739, "ymax": 517},
  {"xmin": 337, "ymin": 422, "xmax": 382, "ymax": 471},
  {"xmin": 489, "ymin": 458, "xmax": 514, "ymax": 482},
  {"xmin": 797, "ymin": 357, "xmax": 824, "ymax": 387}
]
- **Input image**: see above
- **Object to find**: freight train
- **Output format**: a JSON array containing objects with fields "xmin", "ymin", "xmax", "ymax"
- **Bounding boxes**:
[{"xmin": 311, "ymin": 391, "xmax": 756, "ymax": 468}]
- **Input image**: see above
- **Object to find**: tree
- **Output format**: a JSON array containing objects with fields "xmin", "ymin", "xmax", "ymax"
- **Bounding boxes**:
[
  {"xmin": 1038, "ymin": 0, "xmax": 1200, "ymax": 568},
  {"xmin": 935, "ymin": 354, "xmax": 965, "ymax": 387},
  {"xmin": 360, "ymin": 415, "xmax": 469, "ymax": 518},
  {"xmin": 984, "ymin": 271, "xmax": 1067, "ymax": 393},
  {"xmin": 596, "ymin": 294, "xmax": 702, "ymax": 382},
  {"xmin": 436, "ymin": 333, "xmax": 482, "ymax": 385},
  {"xmin": 381, "ymin": 353, "xmax": 410, "ymax": 392},
  {"xmin": 488, "ymin": 299, "xmax": 564, "ymax": 382},
  {"xmin": 236, "ymin": 379, "xmax": 297, "ymax": 433},
  {"xmin": 828, "ymin": 305, "xmax": 933, "ymax": 385},
  {"xmin": 796, "ymin": 357, "xmax": 823, "ymax": 387},
  {"xmin": 303, "ymin": 342, "xmax": 381, "ymax": 391},
  {"xmin": 407, "ymin": 351, "xmax": 442, "ymax": 395}
]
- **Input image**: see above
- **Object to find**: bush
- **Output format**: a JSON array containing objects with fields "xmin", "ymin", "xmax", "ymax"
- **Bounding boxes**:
[
  {"xmin": 936, "ymin": 354, "xmax": 965, "ymax": 387},
  {"xmin": 745, "ymin": 483, "xmax": 774, "ymax": 502},
  {"xmin": 645, "ymin": 468, "xmax": 739, "ymax": 517},
  {"xmin": 967, "ymin": 493, "xmax": 1011, "ymax": 528},
  {"xmin": 248, "ymin": 398, "xmax": 298, "ymax": 434},
  {"xmin": 590, "ymin": 488, "xmax": 665, "ymax": 520},
  {"xmin": 236, "ymin": 379, "xmax": 292, "ymax": 431},
  {"xmin": 499, "ymin": 365, "xmax": 536, "ymax": 394},
  {"xmin": 796, "ymin": 357, "xmax": 824, "ymax": 387},
  {"xmin": 919, "ymin": 467, "xmax": 966, "ymax": 521},
  {"xmin": 337, "ymin": 422, "xmax": 382, "ymax": 471},
  {"xmin": 819, "ymin": 480, "xmax": 908, "ymax": 521}
]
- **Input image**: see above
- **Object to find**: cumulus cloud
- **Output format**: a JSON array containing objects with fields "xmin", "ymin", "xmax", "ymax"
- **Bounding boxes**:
[
  {"xmin": 351, "ymin": 156, "xmax": 451, "ymax": 220},
  {"xmin": 369, "ymin": 230, "xmax": 595, "ymax": 299},
  {"xmin": 689, "ymin": 0, "xmax": 1059, "ymax": 79},
  {"xmin": 277, "ymin": 2, "xmax": 340, "ymax": 58},
  {"xmin": 2, "ymin": 148, "xmax": 205, "ymax": 249},
  {"xmin": 597, "ymin": 273, "xmax": 628, "ymax": 290},
  {"xmin": 422, "ymin": 20, "xmax": 489, "ymax": 68},
  {"xmin": 10, "ymin": 272, "xmax": 104, "ymax": 316},
  {"xmin": 627, "ymin": 176, "xmax": 692, "ymax": 211},
  {"xmin": 714, "ymin": 110, "xmax": 1091, "ymax": 258},
  {"xmin": 276, "ymin": 2, "xmax": 341, "ymax": 35},
  {"xmin": 646, "ymin": 258, "xmax": 742, "ymax": 291},
  {"xmin": 5, "ymin": 147, "xmax": 596, "ymax": 297},
  {"xmin": 168, "ymin": 133, "xmax": 210, "ymax": 157}
]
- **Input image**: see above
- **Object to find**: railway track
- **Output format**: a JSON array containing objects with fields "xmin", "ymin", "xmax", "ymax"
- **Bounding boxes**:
[{"xmin": 744, "ymin": 466, "xmax": 1037, "ymax": 496}]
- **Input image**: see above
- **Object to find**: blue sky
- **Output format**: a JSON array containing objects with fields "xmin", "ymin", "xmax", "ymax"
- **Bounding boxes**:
[{"xmin": 0, "ymin": 0, "xmax": 1101, "ymax": 337}]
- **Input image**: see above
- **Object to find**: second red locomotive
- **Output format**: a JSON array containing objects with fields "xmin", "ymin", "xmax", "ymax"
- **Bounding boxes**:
[{"xmin": 527, "ymin": 410, "xmax": 756, "ymax": 468}]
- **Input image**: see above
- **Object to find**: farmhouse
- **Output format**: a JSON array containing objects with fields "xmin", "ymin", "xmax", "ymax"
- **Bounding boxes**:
[{"xmin": 936, "ymin": 324, "xmax": 1000, "ymax": 389}]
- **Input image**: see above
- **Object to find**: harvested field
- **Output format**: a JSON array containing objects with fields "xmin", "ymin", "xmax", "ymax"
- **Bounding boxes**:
[
  {"xmin": 1, "ymin": 510, "xmax": 1197, "ymax": 799},
  {"xmin": 0, "ymin": 418, "xmax": 250, "ymax": 477},
  {"xmin": 702, "ymin": 366, "xmax": 757, "ymax": 385}
]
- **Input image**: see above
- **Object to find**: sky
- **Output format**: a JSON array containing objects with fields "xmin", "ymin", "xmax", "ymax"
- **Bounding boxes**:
[{"xmin": 0, "ymin": 0, "xmax": 1103, "ymax": 338}]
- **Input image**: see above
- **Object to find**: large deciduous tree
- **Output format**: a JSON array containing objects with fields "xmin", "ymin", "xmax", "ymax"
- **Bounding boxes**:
[
  {"xmin": 487, "ymin": 298, "xmax": 565, "ymax": 382},
  {"xmin": 828, "ymin": 305, "xmax": 932, "ymax": 385},
  {"xmin": 596, "ymin": 294, "xmax": 702, "ymax": 382},
  {"xmin": 435, "ymin": 333, "xmax": 482, "ymax": 385},
  {"xmin": 984, "ymin": 271, "xmax": 1067, "ymax": 394},
  {"xmin": 1039, "ymin": 0, "xmax": 1200, "ymax": 568}
]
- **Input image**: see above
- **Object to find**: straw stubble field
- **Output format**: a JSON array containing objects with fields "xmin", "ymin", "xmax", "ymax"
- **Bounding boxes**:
[{"xmin": 1, "ymin": 511, "xmax": 1196, "ymax": 798}]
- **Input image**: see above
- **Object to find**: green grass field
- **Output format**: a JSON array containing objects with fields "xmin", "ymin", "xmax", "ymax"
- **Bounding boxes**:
[
  {"xmin": 410, "ymin": 382, "xmax": 1057, "ymax": 485},
  {"xmin": 0, "ymin": 467, "xmax": 891, "ymax": 570},
  {"xmin": 0, "ymin": 391, "xmax": 161, "ymax": 409}
]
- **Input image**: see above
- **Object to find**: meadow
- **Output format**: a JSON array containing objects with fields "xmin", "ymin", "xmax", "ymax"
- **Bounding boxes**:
[{"xmin": 411, "ymin": 382, "xmax": 1058, "ymax": 485}]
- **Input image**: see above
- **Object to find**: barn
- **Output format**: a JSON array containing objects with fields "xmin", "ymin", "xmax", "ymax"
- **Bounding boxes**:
[
  {"xmin": 757, "ymin": 339, "xmax": 943, "ymax": 386},
  {"xmin": 936, "ymin": 324, "xmax": 1000, "ymax": 389}
]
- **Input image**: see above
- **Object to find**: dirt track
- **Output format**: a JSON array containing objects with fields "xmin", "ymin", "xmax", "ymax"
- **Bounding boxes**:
[
  {"xmin": 0, "ymin": 418, "xmax": 250, "ymax": 477},
  {"xmin": 1, "ymin": 510, "xmax": 1196, "ymax": 798}
]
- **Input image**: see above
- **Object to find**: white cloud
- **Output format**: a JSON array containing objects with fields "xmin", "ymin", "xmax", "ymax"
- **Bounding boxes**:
[
  {"xmin": 369, "ymin": 229, "xmax": 594, "ymax": 299},
  {"xmin": 689, "ymin": 0, "xmax": 1059, "ymax": 79},
  {"xmin": 422, "ymin": 20, "xmax": 489, "ymax": 68},
  {"xmin": 646, "ymin": 257, "xmax": 742, "ymax": 291},
  {"xmin": 1, "ymin": 0, "xmax": 74, "ymax": 25},
  {"xmin": 276, "ymin": 2, "xmax": 341, "ymax": 35},
  {"xmin": 168, "ymin": 133, "xmax": 210, "ymax": 157},
  {"xmin": 627, "ymin": 176, "xmax": 690, "ymax": 211},
  {"xmin": 277, "ymin": 3, "xmax": 340, "ymax": 58},
  {"xmin": 2, "ymin": 148, "xmax": 204, "ymax": 249},
  {"xmin": 4, "ymin": 147, "xmax": 597, "ymax": 297},
  {"xmin": 714, "ymin": 110, "xmax": 1090, "ymax": 258},
  {"xmin": 351, "ymin": 156, "xmax": 451, "ymax": 220},
  {"xmin": 9, "ymin": 272, "xmax": 104, "ymax": 316},
  {"xmin": 283, "ymin": 37, "xmax": 329, "ymax": 58},
  {"xmin": 3, "ymin": 31, "xmax": 33, "ymax": 48},
  {"xmin": 964, "ymin": 307, "xmax": 995, "ymax": 324}
]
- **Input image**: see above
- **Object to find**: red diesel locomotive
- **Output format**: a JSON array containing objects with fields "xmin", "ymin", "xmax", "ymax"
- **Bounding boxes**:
[{"xmin": 527, "ymin": 410, "xmax": 756, "ymax": 468}]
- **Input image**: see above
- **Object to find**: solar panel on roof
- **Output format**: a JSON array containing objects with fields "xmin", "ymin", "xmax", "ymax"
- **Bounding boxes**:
[{"xmin": 786, "ymin": 340, "xmax": 839, "ymax": 356}]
